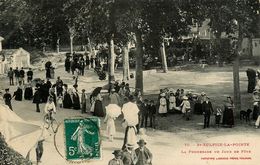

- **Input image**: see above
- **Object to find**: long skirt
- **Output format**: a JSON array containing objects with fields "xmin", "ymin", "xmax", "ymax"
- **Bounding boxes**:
[
  {"xmin": 159, "ymin": 105, "xmax": 167, "ymax": 114},
  {"xmin": 24, "ymin": 87, "xmax": 33, "ymax": 100},
  {"xmin": 253, "ymin": 105, "xmax": 259, "ymax": 120},
  {"xmin": 222, "ymin": 108, "xmax": 234, "ymax": 126},
  {"xmin": 72, "ymin": 94, "xmax": 80, "ymax": 110},
  {"xmin": 14, "ymin": 89, "xmax": 23, "ymax": 101},
  {"xmin": 93, "ymin": 100, "xmax": 104, "ymax": 117},
  {"xmin": 63, "ymin": 93, "xmax": 73, "ymax": 108},
  {"xmin": 107, "ymin": 118, "xmax": 116, "ymax": 136},
  {"xmin": 122, "ymin": 126, "xmax": 137, "ymax": 149},
  {"xmin": 46, "ymin": 69, "xmax": 51, "ymax": 79}
]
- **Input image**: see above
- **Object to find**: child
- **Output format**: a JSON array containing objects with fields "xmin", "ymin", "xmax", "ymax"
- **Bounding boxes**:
[
  {"xmin": 81, "ymin": 89, "xmax": 87, "ymax": 114},
  {"xmin": 148, "ymin": 100, "xmax": 156, "ymax": 129},
  {"xmin": 36, "ymin": 137, "xmax": 45, "ymax": 164},
  {"xmin": 138, "ymin": 128, "xmax": 148, "ymax": 142},
  {"xmin": 104, "ymin": 110, "xmax": 116, "ymax": 142},
  {"xmin": 159, "ymin": 93, "xmax": 167, "ymax": 117},
  {"xmin": 215, "ymin": 107, "xmax": 222, "ymax": 127},
  {"xmin": 140, "ymin": 99, "xmax": 149, "ymax": 128},
  {"xmin": 3, "ymin": 88, "xmax": 13, "ymax": 110},
  {"xmin": 168, "ymin": 92, "xmax": 176, "ymax": 111},
  {"xmin": 57, "ymin": 95, "xmax": 63, "ymax": 108}
]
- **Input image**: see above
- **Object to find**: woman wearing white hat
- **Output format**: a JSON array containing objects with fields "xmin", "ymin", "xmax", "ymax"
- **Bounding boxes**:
[
  {"xmin": 159, "ymin": 93, "xmax": 167, "ymax": 117},
  {"xmin": 180, "ymin": 96, "xmax": 191, "ymax": 120}
]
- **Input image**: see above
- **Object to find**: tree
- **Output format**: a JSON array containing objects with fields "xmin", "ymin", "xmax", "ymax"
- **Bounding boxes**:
[
  {"xmin": 25, "ymin": 0, "xmax": 68, "ymax": 50},
  {"xmin": 0, "ymin": 0, "xmax": 31, "ymax": 48},
  {"xmin": 122, "ymin": 42, "xmax": 130, "ymax": 81},
  {"xmin": 201, "ymin": 0, "xmax": 259, "ymax": 112},
  {"xmin": 0, "ymin": 133, "xmax": 32, "ymax": 165},
  {"xmin": 142, "ymin": 0, "xmax": 200, "ymax": 72}
]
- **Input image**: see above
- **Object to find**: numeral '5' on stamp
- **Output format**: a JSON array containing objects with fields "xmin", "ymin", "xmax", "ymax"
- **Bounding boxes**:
[{"xmin": 64, "ymin": 118, "xmax": 101, "ymax": 161}]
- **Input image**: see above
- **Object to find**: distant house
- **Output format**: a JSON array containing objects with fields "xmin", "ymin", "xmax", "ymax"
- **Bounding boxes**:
[
  {"xmin": 0, "ymin": 36, "xmax": 31, "ymax": 74},
  {"xmin": 185, "ymin": 19, "xmax": 259, "ymax": 56}
]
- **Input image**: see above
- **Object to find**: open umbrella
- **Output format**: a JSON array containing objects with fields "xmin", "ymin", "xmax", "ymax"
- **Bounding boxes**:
[
  {"xmin": 105, "ymin": 104, "xmax": 121, "ymax": 118},
  {"xmin": 45, "ymin": 61, "xmax": 52, "ymax": 69},
  {"xmin": 91, "ymin": 87, "xmax": 102, "ymax": 97}
]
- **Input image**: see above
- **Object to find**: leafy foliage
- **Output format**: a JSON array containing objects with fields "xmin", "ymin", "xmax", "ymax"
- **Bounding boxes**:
[{"xmin": 0, "ymin": 133, "xmax": 32, "ymax": 165}]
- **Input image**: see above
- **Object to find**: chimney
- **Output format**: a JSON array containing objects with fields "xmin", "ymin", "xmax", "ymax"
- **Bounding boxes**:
[{"xmin": 0, "ymin": 36, "xmax": 4, "ymax": 52}]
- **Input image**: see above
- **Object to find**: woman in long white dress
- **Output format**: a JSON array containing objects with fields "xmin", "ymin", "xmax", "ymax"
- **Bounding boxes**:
[
  {"xmin": 180, "ymin": 96, "xmax": 191, "ymax": 120},
  {"xmin": 104, "ymin": 114, "xmax": 116, "ymax": 141},
  {"xmin": 158, "ymin": 93, "xmax": 167, "ymax": 117}
]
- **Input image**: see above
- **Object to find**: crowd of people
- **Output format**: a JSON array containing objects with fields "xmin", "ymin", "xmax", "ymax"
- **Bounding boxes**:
[
  {"xmin": 3, "ymin": 59, "xmax": 260, "ymax": 164},
  {"xmin": 7, "ymin": 67, "xmax": 33, "ymax": 86},
  {"xmin": 154, "ymin": 88, "xmax": 236, "ymax": 128}
]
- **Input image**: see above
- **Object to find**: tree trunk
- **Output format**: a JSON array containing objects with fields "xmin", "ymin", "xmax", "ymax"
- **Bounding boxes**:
[
  {"xmin": 87, "ymin": 37, "xmax": 92, "ymax": 52},
  {"xmin": 70, "ymin": 35, "xmax": 74, "ymax": 54},
  {"xmin": 248, "ymin": 35, "xmax": 253, "ymax": 56},
  {"xmin": 108, "ymin": 37, "xmax": 115, "ymax": 83},
  {"xmin": 233, "ymin": 56, "xmax": 241, "ymax": 114},
  {"xmin": 135, "ymin": 29, "xmax": 144, "ymax": 93},
  {"xmin": 233, "ymin": 24, "xmax": 243, "ymax": 114},
  {"xmin": 56, "ymin": 38, "xmax": 60, "ymax": 54},
  {"xmin": 122, "ymin": 42, "xmax": 130, "ymax": 81},
  {"xmin": 42, "ymin": 43, "xmax": 46, "ymax": 52},
  {"xmin": 160, "ymin": 40, "xmax": 168, "ymax": 73}
]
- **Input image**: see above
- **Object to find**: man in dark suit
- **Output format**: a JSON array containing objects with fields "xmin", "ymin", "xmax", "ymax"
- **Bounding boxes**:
[
  {"xmin": 202, "ymin": 97, "xmax": 214, "ymax": 128},
  {"xmin": 19, "ymin": 67, "xmax": 25, "ymax": 85},
  {"xmin": 135, "ymin": 140, "xmax": 153, "ymax": 165},
  {"xmin": 27, "ymin": 68, "xmax": 33, "ymax": 83},
  {"xmin": 140, "ymin": 99, "xmax": 149, "ymax": 128},
  {"xmin": 122, "ymin": 144, "xmax": 137, "ymax": 165}
]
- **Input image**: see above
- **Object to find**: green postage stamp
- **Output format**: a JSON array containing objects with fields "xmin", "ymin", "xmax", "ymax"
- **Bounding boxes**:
[{"xmin": 64, "ymin": 118, "xmax": 101, "ymax": 161}]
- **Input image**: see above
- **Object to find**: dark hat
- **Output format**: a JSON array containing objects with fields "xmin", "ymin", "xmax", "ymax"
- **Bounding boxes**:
[
  {"xmin": 137, "ymin": 139, "xmax": 147, "ymax": 145},
  {"xmin": 5, "ymin": 88, "xmax": 9, "ymax": 91},
  {"xmin": 112, "ymin": 150, "xmax": 122, "ymax": 156},
  {"xmin": 73, "ymin": 84, "xmax": 78, "ymax": 88},
  {"xmin": 128, "ymin": 95, "xmax": 134, "ymax": 102},
  {"xmin": 82, "ymin": 89, "xmax": 86, "ymax": 92}
]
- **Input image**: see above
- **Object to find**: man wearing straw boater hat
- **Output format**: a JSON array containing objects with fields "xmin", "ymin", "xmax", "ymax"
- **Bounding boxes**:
[
  {"xmin": 108, "ymin": 150, "xmax": 123, "ymax": 165},
  {"xmin": 122, "ymin": 143, "xmax": 138, "ymax": 165},
  {"xmin": 135, "ymin": 139, "xmax": 153, "ymax": 165}
]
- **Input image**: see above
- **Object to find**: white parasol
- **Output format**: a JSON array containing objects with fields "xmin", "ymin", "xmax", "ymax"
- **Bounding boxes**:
[{"xmin": 105, "ymin": 104, "xmax": 122, "ymax": 118}]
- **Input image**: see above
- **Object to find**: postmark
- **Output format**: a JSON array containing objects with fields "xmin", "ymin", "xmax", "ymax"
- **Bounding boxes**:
[{"xmin": 64, "ymin": 118, "xmax": 101, "ymax": 161}]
